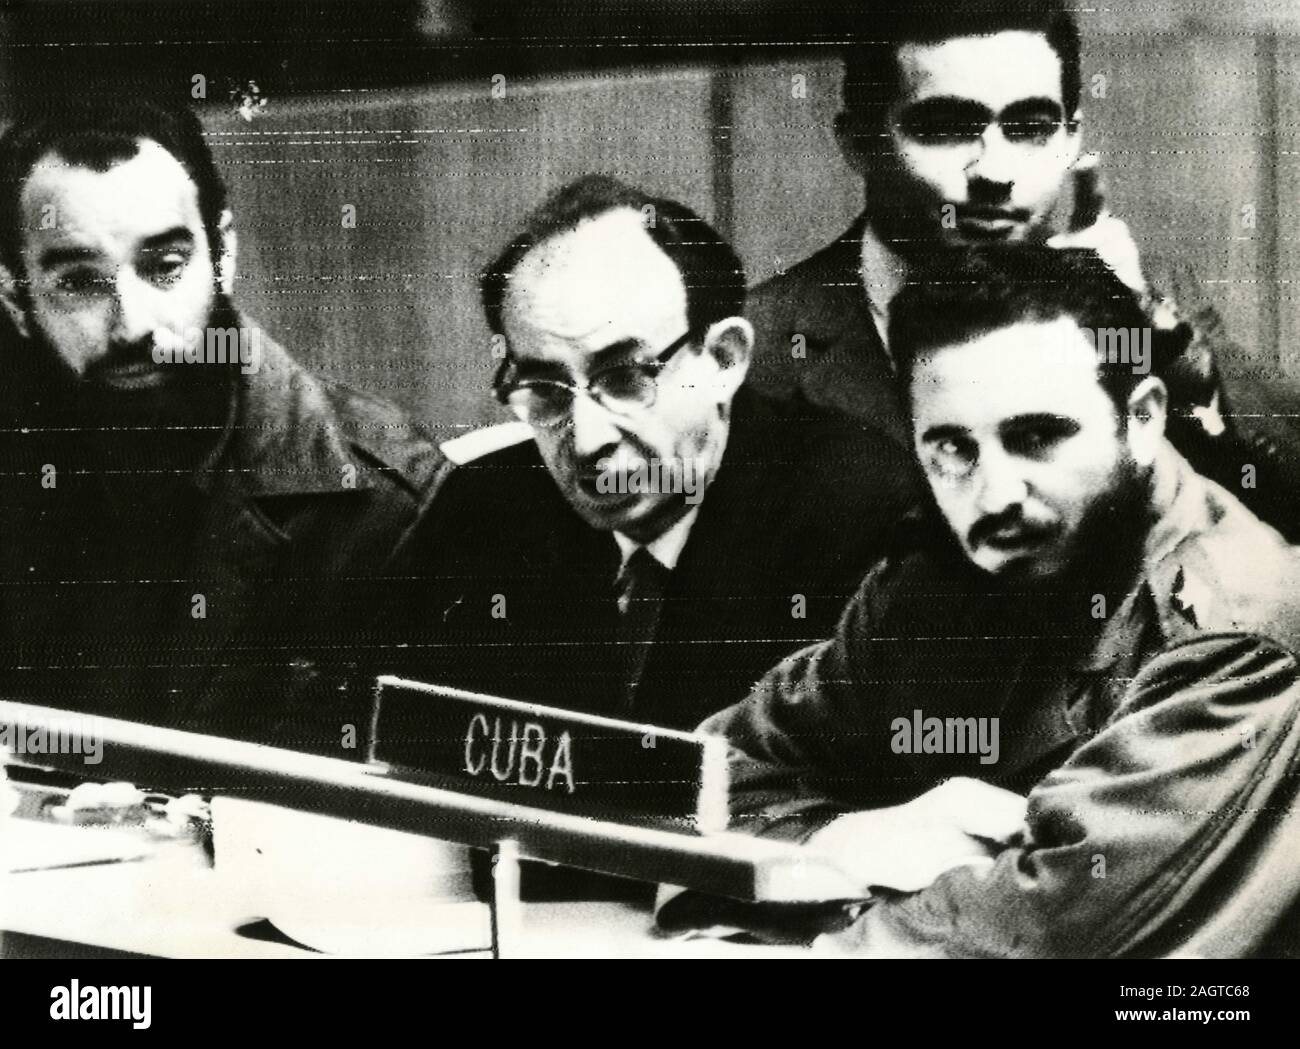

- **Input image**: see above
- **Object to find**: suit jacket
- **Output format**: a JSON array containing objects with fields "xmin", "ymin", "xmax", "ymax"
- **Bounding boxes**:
[
  {"xmin": 392, "ymin": 387, "xmax": 920, "ymax": 731},
  {"xmin": 746, "ymin": 214, "xmax": 1300, "ymax": 540},
  {"xmin": 691, "ymin": 447, "xmax": 1300, "ymax": 957},
  {"xmin": 746, "ymin": 217, "xmax": 909, "ymax": 449},
  {"xmin": 0, "ymin": 322, "xmax": 446, "ymax": 753}
]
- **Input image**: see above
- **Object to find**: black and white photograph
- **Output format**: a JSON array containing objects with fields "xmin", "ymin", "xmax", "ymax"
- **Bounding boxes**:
[{"xmin": 0, "ymin": 0, "xmax": 1297, "ymax": 1008}]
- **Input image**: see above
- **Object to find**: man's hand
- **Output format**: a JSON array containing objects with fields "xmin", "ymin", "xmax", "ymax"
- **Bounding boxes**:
[
  {"xmin": 49, "ymin": 781, "xmax": 147, "ymax": 826},
  {"xmin": 806, "ymin": 777, "xmax": 1027, "ymax": 893},
  {"xmin": 1046, "ymin": 155, "xmax": 1148, "ymax": 297}
]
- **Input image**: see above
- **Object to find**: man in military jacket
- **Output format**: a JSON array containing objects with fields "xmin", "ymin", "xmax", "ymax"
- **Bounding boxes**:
[
  {"xmin": 679, "ymin": 248, "xmax": 1300, "ymax": 958},
  {"xmin": 0, "ymin": 100, "xmax": 443, "ymax": 752}
]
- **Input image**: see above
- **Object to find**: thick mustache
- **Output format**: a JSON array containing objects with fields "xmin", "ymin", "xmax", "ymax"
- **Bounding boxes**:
[
  {"xmin": 85, "ymin": 338, "xmax": 157, "ymax": 378},
  {"xmin": 573, "ymin": 443, "xmax": 651, "ymax": 479},
  {"xmin": 968, "ymin": 509, "xmax": 1054, "ymax": 549}
]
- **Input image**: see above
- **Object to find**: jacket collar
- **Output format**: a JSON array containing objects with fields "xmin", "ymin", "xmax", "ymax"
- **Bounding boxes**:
[
  {"xmin": 614, "ymin": 505, "xmax": 700, "ymax": 573},
  {"xmin": 1141, "ymin": 444, "xmax": 1212, "ymax": 567},
  {"xmin": 191, "ymin": 318, "xmax": 372, "ymax": 499},
  {"xmin": 1072, "ymin": 445, "xmax": 1209, "ymax": 673}
]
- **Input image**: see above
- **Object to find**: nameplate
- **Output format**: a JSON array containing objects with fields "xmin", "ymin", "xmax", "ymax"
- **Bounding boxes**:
[{"xmin": 368, "ymin": 677, "xmax": 727, "ymax": 833}]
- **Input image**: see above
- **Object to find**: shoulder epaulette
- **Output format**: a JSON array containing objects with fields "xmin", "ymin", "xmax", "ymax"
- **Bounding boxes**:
[{"xmin": 439, "ymin": 421, "xmax": 533, "ymax": 465}]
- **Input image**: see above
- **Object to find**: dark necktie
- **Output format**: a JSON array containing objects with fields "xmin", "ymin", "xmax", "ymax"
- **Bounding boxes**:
[{"xmin": 614, "ymin": 546, "xmax": 670, "ymax": 712}]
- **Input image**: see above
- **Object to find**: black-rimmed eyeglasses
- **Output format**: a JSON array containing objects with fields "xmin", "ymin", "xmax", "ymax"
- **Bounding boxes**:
[
  {"xmin": 492, "ymin": 329, "xmax": 696, "ymax": 429},
  {"xmin": 895, "ymin": 98, "xmax": 1070, "ymax": 146}
]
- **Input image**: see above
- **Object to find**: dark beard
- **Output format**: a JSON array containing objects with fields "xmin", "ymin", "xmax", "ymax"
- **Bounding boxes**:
[
  {"xmin": 1, "ymin": 297, "xmax": 240, "ymax": 475},
  {"xmin": 2, "ymin": 297, "xmax": 239, "ymax": 457},
  {"xmin": 921, "ymin": 454, "xmax": 1155, "ymax": 613},
  {"xmin": 999, "ymin": 457, "xmax": 1157, "ymax": 638}
]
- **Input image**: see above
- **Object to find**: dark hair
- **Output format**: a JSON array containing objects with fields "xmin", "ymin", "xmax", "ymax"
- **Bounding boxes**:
[
  {"xmin": 889, "ymin": 247, "xmax": 1177, "ymax": 411},
  {"xmin": 481, "ymin": 174, "xmax": 745, "ymax": 339},
  {"xmin": 0, "ymin": 98, "xmax": 228, "ymax": 274},
  {"xmin": 842, "ymin": 0, "xmax": 1082, "ymax": 133}
]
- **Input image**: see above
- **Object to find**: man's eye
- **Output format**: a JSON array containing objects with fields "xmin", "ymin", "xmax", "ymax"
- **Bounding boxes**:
[
  {"xmin": 141, "ymin": 254, "xmax": 189, "ymax": 285},
  {"xmin": 938, "ymin": 437, "xmax": 976, "ymax": 461},
  {"xmin": 904, "ymin": 118, "xmax": 984, "ymax": 143},
  {"xmin": 898, "ymin": 103, "xmax": 989, "ymax": 144},
  {"xmin": 999, "ymin": 103, "xmax": 1065, "ymax": 144},
  {"xmin": 1005, "ymin": 426, "xmax": 1068, "ymax": 457},
  {"xmin": 54, "ymin": 269, "xmax": 107, "ymax": 294},
  {"xmin": 928, "ymin": 437, "xmax": 978, "ymax": 479},
  {"xmin": 1001, "ymin": 117, "xmax": 1061, "ymax": 144},
  {"xmin": 515, "ymin": 381, "xmax": 570, "ymax": 410},
  {"xmin": 593, "ymin": 365, "xmax": 655, "ymax": 403}
]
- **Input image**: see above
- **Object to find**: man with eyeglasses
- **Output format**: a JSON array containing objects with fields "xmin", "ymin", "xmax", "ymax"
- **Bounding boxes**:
[
  {"xmin": 745, "ymin": 0, "xmax": 1300, "ymax": 540},
  {"xmin": 660, "ymin": 248, "xmax": 1300, "ymax": 957},
  {"xmin": 394, "ymin": 175, "xmax": 918, "ymax": 730}
]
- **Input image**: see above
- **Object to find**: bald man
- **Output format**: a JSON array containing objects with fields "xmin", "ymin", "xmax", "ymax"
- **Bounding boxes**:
[{"xmin": 392, "ymin": 175, "xmax": 919, "ymax": 731}]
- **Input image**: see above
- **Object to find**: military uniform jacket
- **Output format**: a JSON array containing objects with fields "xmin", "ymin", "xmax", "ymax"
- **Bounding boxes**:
[
  {"xmin": 0, "ymin": 322, "xmax": 445, "ymax": 752},
  {"xmin": 701, "ymin": 448, "xmax": 1300, "ymax": 957}
]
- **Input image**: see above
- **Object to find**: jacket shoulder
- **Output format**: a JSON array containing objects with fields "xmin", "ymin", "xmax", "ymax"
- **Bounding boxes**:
[
  {"xmin": 423, "ymin": 436, "xmax": 555, "ymax": 520},
  {"xmin": 757, "ymin": 392, "xmax": 918, "ymax": 496},
  {"xmin": 403, "ymin": 436, "xmax": 571, "ymax": 567},
  {"xmin": 322, "ymin": 383, "xmax": 446, "ymax": 500},
  {"xmin": 444, "ymin": 431, "xmax": 544, "ymax": 475},
  {"xmin": 747, "ymin": 238, "xmax": 853, "ymax": 324},
  {"xmin": 1148, "ymin": 482, "xmax": 1300, "ymax": 652},
  {"xmin": 749, "ymin": 249, "xmax": 831, "ymax": 306}
]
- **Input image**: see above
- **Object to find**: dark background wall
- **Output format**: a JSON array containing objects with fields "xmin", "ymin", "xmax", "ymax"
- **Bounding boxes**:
[{"xmin": 2, "ymin": 1, "xmax": 1296, "ymax": 441}]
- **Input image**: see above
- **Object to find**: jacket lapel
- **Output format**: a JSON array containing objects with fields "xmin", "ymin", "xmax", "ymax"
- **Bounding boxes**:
[
  {"xmin": 782, "ymin": 218, "xmax": 910, "ymax": 446},
  {"xmin": 174, "ymin": 494, "xmax": 290, "ymax": 713},
  {"xmin": 632, "ymin": 392, "xmax": 790, "ymax": 722},
  {"xmin": 177, "ymin": 325, "xmax": 369, "ymax": 710}
]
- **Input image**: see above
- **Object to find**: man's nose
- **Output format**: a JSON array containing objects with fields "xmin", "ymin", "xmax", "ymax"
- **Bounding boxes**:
[
  {"xmin": 973, "ymin": 449, "xmax": 1029, "ymax": 516},
  {"xmin": 966, "ymin": 127, "xmax": 1018, "ymax": 194},
  {"xmin": 107, "ymin": 271, "xmax": 156, "ymax": 346},
  {"xmin": 569, "ymin": 389, "xmax": 624, "ymax": 458}
]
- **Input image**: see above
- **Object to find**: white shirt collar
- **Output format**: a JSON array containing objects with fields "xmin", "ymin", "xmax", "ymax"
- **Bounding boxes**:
[
  {"xmin": 614, "ymin": 506, "xmax": 700, "ymax": 574},
  {"xmin": 859, "ymin": 222, "xmax": 910, "ymax": 350}
]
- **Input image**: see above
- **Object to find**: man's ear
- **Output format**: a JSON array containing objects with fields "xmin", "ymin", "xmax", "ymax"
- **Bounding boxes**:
[
  {"xmin": 834, "ymin": 111, "xmax": 873, "ymax": 179},
  {"xmin": 0, "ymin": 261, "xmax": 30, "ymax": 338},
  {"xmin": 215, "ymin": 209, "xmax": 237, "ymax": 297},
  {"xmin": 1125, "ymin": 375, "xmax": 1167, "ymax": 466},
  {"xmin": 701, "ymin": 316, "xmax": 754, "ymax": 401}
]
